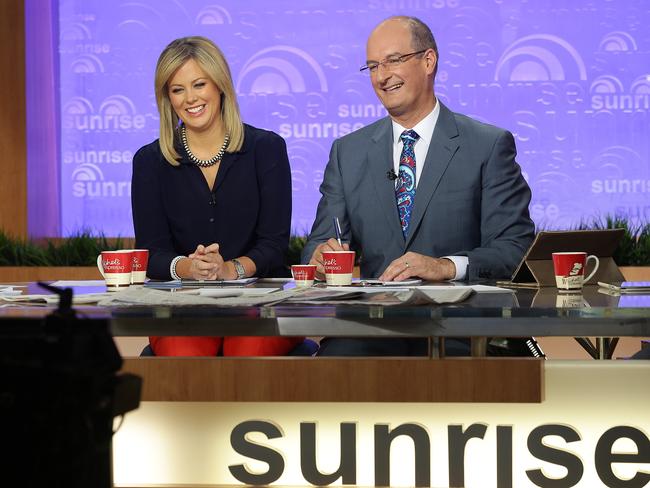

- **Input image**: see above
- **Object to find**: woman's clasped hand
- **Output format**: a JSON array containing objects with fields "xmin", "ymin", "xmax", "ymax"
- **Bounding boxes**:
[{"xmin": 187, "ymin": 243, "xmax": 223, "ymax": 280}]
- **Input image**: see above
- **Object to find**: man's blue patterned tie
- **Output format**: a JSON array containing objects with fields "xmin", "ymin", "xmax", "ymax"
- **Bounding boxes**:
[{"xmin": 395, "ymin": 129, "xmax": 419, "ymax": 237}]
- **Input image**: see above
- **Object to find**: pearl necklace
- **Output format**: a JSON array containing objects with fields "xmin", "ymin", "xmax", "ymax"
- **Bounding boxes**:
[{"xmin": 181, "ymin": 125, "xmax": 230, "ymax": 168}]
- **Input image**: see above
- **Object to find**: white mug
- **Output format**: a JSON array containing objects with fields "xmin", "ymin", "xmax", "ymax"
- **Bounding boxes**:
[
  {"xmin": 552, "ymin": 252, "xmax": 600, "ymax": 291},
  {"xmin": 97, "ymin": 250, "xmax": 133, "ymax": 290}
]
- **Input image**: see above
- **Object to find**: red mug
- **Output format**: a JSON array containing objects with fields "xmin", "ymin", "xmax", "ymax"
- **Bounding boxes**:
[
  {"xmin": 291, "ymin": 264, "xmax": 317, "ymax": 287},
  {"xmin": 552, "ymin": 252, "xmax": 600, "ymax": 290},
  {"xmin": 322, "ymin": 251, "xmax": 355, "ymax": 286},
  {"xmin": 97, "ymin": 250, "xmax": 134, "ymax": 290},
  {"xmin": 126, "ymin": 249, "xmax": 149, "ymax": 285}
]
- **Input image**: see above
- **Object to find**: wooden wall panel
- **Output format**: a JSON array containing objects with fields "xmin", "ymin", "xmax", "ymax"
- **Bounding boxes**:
[
  {"xmin": 122, "ymin": 357, "xmax": 544, "ymax": 403},
  {"xmin": 0, "ymin": 0, "xmax": 26, "ymax": 237}
]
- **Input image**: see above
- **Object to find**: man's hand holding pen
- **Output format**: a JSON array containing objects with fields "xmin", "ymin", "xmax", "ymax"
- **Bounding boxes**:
[
  {"xmin": 309, "ymin": 216, "xmax": 349, "ymax": 280},
  {"xmin": 309, "ymin": 238, "xmax": 350, "ymax": 280},
  {"xmin": 308, "ymin": 217, "xmax": 455, "ymax": 283}
]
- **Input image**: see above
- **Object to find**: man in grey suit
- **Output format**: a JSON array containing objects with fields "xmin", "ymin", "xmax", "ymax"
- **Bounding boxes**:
[{"xmin": 302, "ymin": 16, "xmax": 535, "ymax": 355}]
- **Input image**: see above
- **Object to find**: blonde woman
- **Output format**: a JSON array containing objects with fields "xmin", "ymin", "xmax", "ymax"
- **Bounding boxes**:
[{"xmin": 132, "ymin": 36, "xmax": 301, "ymax": 356}]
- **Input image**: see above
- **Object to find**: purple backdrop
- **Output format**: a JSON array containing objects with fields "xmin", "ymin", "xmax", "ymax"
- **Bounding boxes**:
[{"xmin": 32, "ymin": 0, "xmax": 650, "ymax": 236}]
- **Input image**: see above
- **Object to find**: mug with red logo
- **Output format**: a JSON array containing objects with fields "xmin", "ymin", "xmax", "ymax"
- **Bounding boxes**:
[
  {"xmin": 552, "ymin": 252, "xmax": 600, "ymax": 291},
  {"xmin": 125, "ymin": 249, "xmax": 149, "ymax": 285},
  {"xmin": 291, "ymin": 264, "xmax": 317, "ymax": 287},
  {"xmin": 322, "ymin": 250, "xmax": 355, "ymax": 286},
  {"xmin": 97, "ymin": 250, "xmax": 134, "ymax": 290}
]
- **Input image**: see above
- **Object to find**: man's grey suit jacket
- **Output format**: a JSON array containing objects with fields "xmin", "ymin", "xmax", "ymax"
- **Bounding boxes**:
[{"xmin": 302, "ymin": 102, "xmax": 535, "ymax": 280}]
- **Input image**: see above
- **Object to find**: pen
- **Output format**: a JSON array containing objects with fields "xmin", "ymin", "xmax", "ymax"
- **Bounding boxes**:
[{"xmin": 333, "ymin": 217, "xmax": 342, "ymax": 246}]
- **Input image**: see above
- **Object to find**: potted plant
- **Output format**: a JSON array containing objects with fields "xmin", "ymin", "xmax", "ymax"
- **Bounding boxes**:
[
  {"xmin": 579, "ymin": 217, "xmax": 650, "ymax": 280},
  {"xmin": 0, "ymin": 230, "xmax": 131, "ymax": 281}
]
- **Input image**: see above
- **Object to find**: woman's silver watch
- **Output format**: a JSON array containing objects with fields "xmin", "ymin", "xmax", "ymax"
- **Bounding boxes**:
[{"xmin": 231, "ymin": 258, "xmax": 246, "ymax": 279}]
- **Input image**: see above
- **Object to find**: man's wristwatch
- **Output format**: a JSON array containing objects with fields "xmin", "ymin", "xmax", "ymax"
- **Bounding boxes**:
[{"xmin": 231, "ymin": 259, "xmax": 246, "ymax": 279}]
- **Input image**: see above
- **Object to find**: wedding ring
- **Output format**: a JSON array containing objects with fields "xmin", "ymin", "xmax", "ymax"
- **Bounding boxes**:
[{"xmin": 405, "ymin": 261, "xmax": 410, "ymax": 269}]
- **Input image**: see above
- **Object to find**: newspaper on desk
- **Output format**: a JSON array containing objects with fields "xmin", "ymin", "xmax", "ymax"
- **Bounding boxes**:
[
  {"xmin": 284, "ymin": 287, "xmax": 473, "ymax": 305},
  {"xmin": 95, "ymin": 287, "xmax": 369, "ymax": 307},
  {"xmin": 1, "ymin": 284, "xmax": 474, "ymax": 307},
  {"xmin": 95, "ymin": 288, "xmax": 296, "ymax": 307},
  {"xmin": 98, "ymin": 287, "xmax": 473, "ymax": 306}
]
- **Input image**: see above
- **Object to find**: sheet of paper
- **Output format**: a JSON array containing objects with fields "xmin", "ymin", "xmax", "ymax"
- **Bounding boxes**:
[
  {"xmin": 320, "ymin": 286, "xmax": 413, "ymax": 293},
  {"xmin": 0, "ymin": 286, "xmax": 22, "ymax": 297},
  {"xmin": 144, "ymin": 280, "xmax": 182, "ymax": 289},
  {"xmin": 417, "ymin": 284, "xmax": 514, "ymax": 294},
  {"xmin": 354, "ymin": 279, "xmax": 423, "ymax": 286},
  {"xmin": 50, "ymin": 280, "xmax": 106, "ymax": 287},
  {"xmin": 322, "ymin": 283, "xmax": 512, "ymax": 294},
  {"xmin": 198, "ymin": 287, "xmax": 279, "ymax": 297},
  {"xmin": 146, "ymin": 279, "xmax": 268, "ymax": 290},
  {"xmin": 181, "ymin": 277, "xmax": 259, "ymax": 287},
  {"xmin": 285, "ymin": 288, "xmax": 368, "ymax": 302}
]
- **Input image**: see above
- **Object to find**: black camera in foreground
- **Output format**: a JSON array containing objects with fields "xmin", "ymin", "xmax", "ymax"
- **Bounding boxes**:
[{"xmin": 0, "ymin": 284, "xmax": 141, "ymax": 488}]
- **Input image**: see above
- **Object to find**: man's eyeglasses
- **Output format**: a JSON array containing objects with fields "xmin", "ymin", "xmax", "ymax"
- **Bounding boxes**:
[{"xmin": 360, "ymin": 50, "xmax": 428, "ymax": 75}]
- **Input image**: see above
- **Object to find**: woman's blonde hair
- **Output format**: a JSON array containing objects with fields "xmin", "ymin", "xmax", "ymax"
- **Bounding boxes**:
[{"xmin": 154, "ymin": 36, "xmax": 244, "ymax": 166}]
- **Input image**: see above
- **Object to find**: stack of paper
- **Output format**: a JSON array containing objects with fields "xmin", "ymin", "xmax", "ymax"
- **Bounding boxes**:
[{"xmin": 0, "ymin": 285, "xmax": 24, "ymax": 297}]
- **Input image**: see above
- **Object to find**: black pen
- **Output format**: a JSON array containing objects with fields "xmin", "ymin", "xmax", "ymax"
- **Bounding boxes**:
[{"xmin": 333, "ymin": 217, "xmax": 342, "ymax": 246}]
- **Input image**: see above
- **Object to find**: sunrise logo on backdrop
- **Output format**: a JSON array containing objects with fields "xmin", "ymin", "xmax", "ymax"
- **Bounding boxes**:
[
  {"xmin": 590, "ymin": 75, "xmax": 624, "ymax": 110},
  {"xmin": 113, "ymin": 0, "xmax": 194, "ymax": 38},
  {"xmin": 598, "ymin": 31, "xmax": 638, "ymax": 52},
  {"xmin": 630, "ymin": 74, "xmax": 650, "ymax": 100},
  {"xmin": 59, "ymin": 19, "xmax": 111, "ymax": 56},
  {"xmin": 335, "ymin": 78, "xmax": 389, "ymax": 120},
  {"xmin": 60, "ymin": 22, "xmax": 92, "ymax": 42},
  {"xmin": 116, "ymin": 1, "xmax": 167, "ymax": 25},
  {"xmin": 196, "ymin": 4, "xmax": 232, "ymax": 24},
  {"xmin": 589, "ymin": 145, "xmax": 649, "ymax": 221},
  {"xmin": 62, "ymin": 97, "xmax": 94, "ymax": 130},
  {"xmin": 442, "ymin": 2, "xmax": 497, "ymax": 57},
  {"xmin": 287, "ymin": 138, "xmax": 328, "ymax": 192},
  {"xmin": 71, "ymin": 163, "xmax": 103, "ymax": 183},
  {"xmin": 71, "ymin": 54, "xmax": 105, "ymax": 74},
  {"xmin": 531, "ymin": 171, "xmax": 584, "ymax": 228},
  {"xmin": 237, "ymin": 46, "xmax": 328, "ymax": 95},
  {"xmin": 71, "ymin": 163, "xmax": 131, "ymax": 199},
  {"xmin": 71, "ymin": 163, "xmax": 104, "ymax": 198},
  {"xmin": 591, "ymin": 145, "xmax": 647, "ymax": 193},
  {"xmin": 590, "ymin": 74, "xmax": 650, "ymax": 111},
  {"xmin": 442, "ymin": 4, "xmax": 496, "ymax": 71},
  {"xmin": 590, "ymin": 75, "xmax": 625, "ymax": 97},
  {"xmin": 495, "ymin": 34, "xmax": 587, "ymax": 82},
  {"xmin": 62, "ymin": 95, "xmax": 149, "ymax": 132},
  {"xmin": 99, "ymin": 95, "xmax": 136, "ymax": 117}
]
